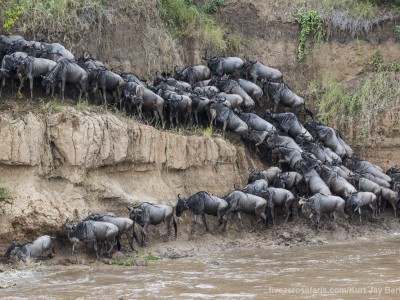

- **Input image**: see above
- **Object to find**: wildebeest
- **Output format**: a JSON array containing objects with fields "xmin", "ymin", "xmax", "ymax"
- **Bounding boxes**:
[
  {"xmin": 240, "ymin": 179, "xmax": 269, "ymax": 196},
  {"xmin": 38, "ymin": 42, "xmax": 74, "ymax": 61},
  {"xmin": 175, "ymin": 192, "xmax": 228, "ymax": 233},
  {"xmin": 153, "ymin": 73, "xmax": 192, "ymax": 92},
  {"xmin": 141, "ymin": 87, "xmax": 166, "ymax": 129},
  {"xmin": 265, "ymin": 133, "xmax": 303, "ymax": 152},
  {"xmin": 261, "ymin": 187, "xmax": 296, "ymax": 225},
  {"xmin": 0, "ymin": 51, "xmax": 28, "ymax": 97},
  {"xmin": 356, "ymin": 177, "xmax": 382, "ymax": 206},
  {"xmin": 209, "ymin": 76, "xmax": 254, "ymax": 111},
  {"xmin": 64, "ymin": 219, "xmax": 119, "ymax": 259},
  {"xmin": 297, "ymin": 162, "xmax": 331, "ymax": 196},
  {"xmin": 217, "ymin": 92, "xmax": 244, "ymax": 109},
  {"xmin": 85, "ymin": 213, "xmax": 135, "ymax": 251},
  {"xmin": 204, "ymin": 55, "xmax": 244, "ymax": 77},
  {"xmin": 271, "ymin": 146, "xmax": 304, "ymax": 170},
  {"xmin": 122, "ymin": 81, "xmax": 144, "ymax": 117},
  {"xmin": 344, "ymin": 157, "xmax": 392, "ymax": 183},
  {"xmin": 209, "ymin": 99, "xmax": 248, "ymax": 138},
  {"xmin": 346, "ymin": 192, "xmax": 378, "ymax": 222},
  {"xmin": 241, "ymin": 59, "xmax": 283, "ymax": 83},
  {"xmin": 266, "ymin": 109, "xmax": 313, "ymax": 142},
  {"xmin": 174, "ymin": 65, "xmax": 211, "ymax": 85},
  {"xmin": 42, "ymin": 58, "xmax": 88, "ymax": 102},
  {"xmin": 262, "ymin": 81, "xmax": 310, "ymax": 114},
  {"xmin": 272, "ymin": 171, "xmax": 303, "ymax": 195},
  {"xmin": 299, "ymin": 193, "xmax": 348, "ymax": 232},
  {"xmin": 319, "ymin": 165, "xmax": 356, "ymax": 199},
  {"xmin": 237, "ymin": 111, "xmax": 277, "ymax": 133},
  {"xmin": 159, "ymin": 88, "xmax": 192, "ymax": 128},
  {"xmin": 222, "ymin": 190, "xmax": 267, "ymax": 231},
  {"xmin": 89, "ymin": 69, "xmax": 125, "ymax": 108},
  {"xmin": 16, "ymin": 56, "xmax": 57, "ymax": 100},
  {"xmin": 380, "ymin": 187, "xmax": 398, "ymax": 217},
  {"xmin": 306, "ymin": 121, "xmax": 353, "ymax": 158},
  {"xmin": 237, "ymin": 78, "xmax": 263, "ymax": 105},
  {"xmin": 247, "ymin": 166, "xmax": 282, "ymax": 184},
  {"xmin": 5, "ymin": 235, "xmax": 54, "ymax": 261},
  {"xmin": 128, "ymin": 202, "xmax": 177, "ymax": 246}
]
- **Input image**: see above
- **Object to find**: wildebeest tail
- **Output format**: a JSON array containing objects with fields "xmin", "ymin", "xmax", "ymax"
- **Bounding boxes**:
[{"xmin": 301, "ymin": 104, "xmax": 315, "ymax": 119}]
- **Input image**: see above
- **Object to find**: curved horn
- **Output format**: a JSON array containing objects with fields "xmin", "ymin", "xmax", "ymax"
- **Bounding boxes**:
[
  {"xmin": 234, "ymin": 183, "xmax": 240, "ymax": 190},
  {"xmin": 126, "ymin": 205, "xmax": 133, "ymax": 211},
  {"xmin": 177, "ymin": 194, "xmax": 182, "ymax": 200},
  {"xmin": 174, "ymin": 65, "xmax": 178, "ymax": 72}
]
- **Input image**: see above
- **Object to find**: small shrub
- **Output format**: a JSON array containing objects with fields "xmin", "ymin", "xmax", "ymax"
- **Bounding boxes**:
[
  {"xmin": 293, "ymin": 10, "xmax": 325, "ymax": 61},
  {"xmin": 203, "ymin": 126, "xmax": 213, "ymax": 138},
  {"xmin": 395, "ymin": 25, "xmax": 400, "ymax": 39},
  {"xmin": 202, "ymin": 0, "xmax": 225, "ymax": 14},
  {"xmin": 0, "ymin": 178, "xmax": 13, "ymax": 203},
  {"xmin": 389, "ymin": 59, "xmax": 400, "ymax": 72},
  {"xmin": 366, "ymin": 50, "xmax": 383, "ymax": 72}
]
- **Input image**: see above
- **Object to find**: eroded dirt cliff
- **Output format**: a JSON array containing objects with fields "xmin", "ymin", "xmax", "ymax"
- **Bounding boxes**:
[{"xmin": 0, "ymin": 107, "xmax": 262, "ymax": 242}]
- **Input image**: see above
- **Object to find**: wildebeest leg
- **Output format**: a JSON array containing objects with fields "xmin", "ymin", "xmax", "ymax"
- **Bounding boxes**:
[
  {"xmin": 354, "ymin": 206, "xmax": 362, "ymax": 222},
  {"xmin": 0, "ymin": 77, "xmax": 5, "ymax": 97},
  {"xmin": 191, "ymin": 214, "xmax": 197, "ymax": 234},
  {"xmin": 29, "ymin": 76, "xmax": 34, "ymax": 101},
  {"xmin": 201, "ymin": 213, "xmax": 209, "ymax": 232},
  {"xmin": 222, "ymin": 121, "xmax": 227, "ymax": 138},
  {"xmin": 142, "ymin": 223, "xmax": 150, "ymax": 246},
  {"xmin": 236, "ymin": 212, "xmax": 244, "ymax": 230},
  {"xmin": 93, "ymin": 241, "xmax": 100, "ymax": 260},
  {"xmin": 60, "ymin": 80, "xmax": 66, "ymax": 103},
  {"xmin": 164, "ymin": 217, "xmax": 172, "ymax": 242},
  {"xmin": 273, "ymin": 100, "xmax": 279, "ymax": 112}
]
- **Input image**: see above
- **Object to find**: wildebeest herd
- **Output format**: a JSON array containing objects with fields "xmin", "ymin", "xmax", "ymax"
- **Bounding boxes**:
[{"xmin": 2, "ymin": 34, "xmax": 400, "ymax": 262}]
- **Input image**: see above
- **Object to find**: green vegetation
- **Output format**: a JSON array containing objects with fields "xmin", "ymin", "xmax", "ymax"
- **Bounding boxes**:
[
  {"xmin": 0, "ymin": 178, "xmax": 13, "ymax": 204},
  {"xmin": 293, "ymin": 10, "xmax": 325, "ymax": 61},
  {"xmin": 156, "ymin": 0, "xmax": 227, "ymax": 51},
  {"xmin": 202, "ymin": 0, "xmax": 225, "ymax": 14},
  {"xmin": 310, "ymin": 68, "xmax": 400, "ymax": 141},
  {"xmin": 111, "ymin": 253, "xmax": 160, "ymax": 266},
  {"xmin": 366, "ymin": 50, "xmax": 384, "ymax": 71}
]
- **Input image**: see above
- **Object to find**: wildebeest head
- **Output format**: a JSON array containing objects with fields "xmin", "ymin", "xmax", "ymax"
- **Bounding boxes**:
[
  {"xmin": 298, "ymin": 196, "xmax": 310, "ymax": 214},
  {"xmin": 247, "ymin": 168, "xmax": 260, "ymax": 184},
  {"xmin": 175, "ymin": 194, "xmax": 189, "ymax": 217},
  {"xmin": 5, "ymin": 241, "xmax": 20, "ymax": 258},
  {"xmin": 127, "ymin": 205, "xmax": 143, "ymax": 222}
]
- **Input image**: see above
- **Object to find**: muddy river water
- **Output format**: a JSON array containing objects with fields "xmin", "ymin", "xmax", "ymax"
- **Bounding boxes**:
[{"xmin": 1, "ymin": 234, "xmax": 400, "ymax": 299}]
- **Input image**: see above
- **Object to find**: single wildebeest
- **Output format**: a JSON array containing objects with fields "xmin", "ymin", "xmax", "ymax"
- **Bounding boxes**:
[
  {"xmin": 237, "ymin": 78, "xmax": 263, "ymax": 105},
  {"xmin": 299, "ymin": 193, "xmax": 348, "ymax": 232},
  {"xmin": 141, "ymin": 87, "xmax": 166, "ymax": 129},
  {"xmin": 0, "ymin": 51, "xmax": 28, "ymax": 97},
  {"xmin": 319, "ymin": 165, "xmax": 356, "ymax": 199},
  {"xmin": 265, "ymin": 133, "xmax": 303, "ymax": 152},
  {"xmin": 357, "ymin": 172, "xmax": 390, "ymax": 188},
  {"xmin": 89, "ymin": 69, "xmax": 125, "ymax": 108},
  {"xmin": 209, "ymin": 99, "xmax": 248, "ymax": 138},
  {"xmin": 16, "ymin": 56, "xmax": 57, "ymax": 101},
  {"xmin": 247, "ymin": 166, "xmax": 282, "ymax": 184},
  {"xmin": 217, "ymin": 92, "xmax": 244, "ymax": 110},
  {"xmin": 237, "ymin": 111, "xmax": 277, "ymax": 133},
  {"xmin": 297, "ymin": 162, "xmax": 331, "ymax": 196},
  {"xmin": 301, "ymin": 140, "xmax": 336, "ymax": 165},
  {"xmin": 241, "ymin": 59, "xmax": 283, "ymax": 83},
  {"xmin": 306, "ymin": 120, "xmax": 353, "ymax": 158},
  {"xmin": 38, "ymin": 42, "xmax": 74, "ymax": 61},
  {"xmin": 271, "ymin": 146, "xmax": 304, "ymax": 171},
  {"xmin": 346, "ymin": 192, "xmax": 378, "ymax": 222},
  {"xmin": 64, "ymin": 219, "xmax": 119, "ymax": 259},
  {"xmin": 174, "ymin": 65, "xmax": 211, "ymax": 85},
  {"xmin": 272, "ymin": 171, "xmax": 303, "ymax": 196},
  {"xmin": 85, "ymin": 213, "xmax": 135, "ymax": 251},
  {"xmin": 153, "ymin": 73, "xmax": 192, "ymax": 92},
  {"xmin": 261, "ymin": 187, "xmax": 296, "ymax": 225},
  {"xmin": 240, "ymin": 179, "xmax": 269, "ymax": 196},
  {"xmin": 209, "ymin": 76, "xmax": 254, "ymax": 111},
  {"xmin": 222, "ymin": 190, "xmax": 267, "ymax": 231},
  {"xmin": 128, "ymin": 202, "xmax": 177, "ymax": 246},
  {"xmin": 343, "ymin": 157, "xmax": 391, "ymax": 183},
  {"xmin": 190, "ymin": 94, "xmax": 212, "ymax": 126},
  {"xmin": 5, "ymin": 235, "xmax": 54, "ymax": 261},
  {"xmin": 262, "ymin": 81, "xmax": 312, "ymax": 115},
  {"xmin": 122, "ymin": 81, "xmax": 144, "ymax": 118},
  {"xmin": 159, "ymin": 88, "xmax": 192, "ymax": 128},
  {"xmin": 122, "ymin": 72, "xmax": 147, "ymax": 88},
  {"xmin": 265, "ymin": 109, "xmax": 313, "ymax": 142},
  {"xmin": 42, "ymin": 58, "xmax": 88, "ymax": 103},
  {"xmin": 176, "ymin": 192, "xmax": 228, "ymax": 233},
  {"xmin": 204, "ymin": 55, "xmax": 244, "ymax": 78},
  {"xmin": 356, "ymin": 177, "xmax": 382, "ymax": 204},
  {"xmin": 380, "ymin": 187, "xmax": 399, "ymax": 217},
  {"xmin": 331, "ymin": 165, "xmax": 355, "ymax": 181}
]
